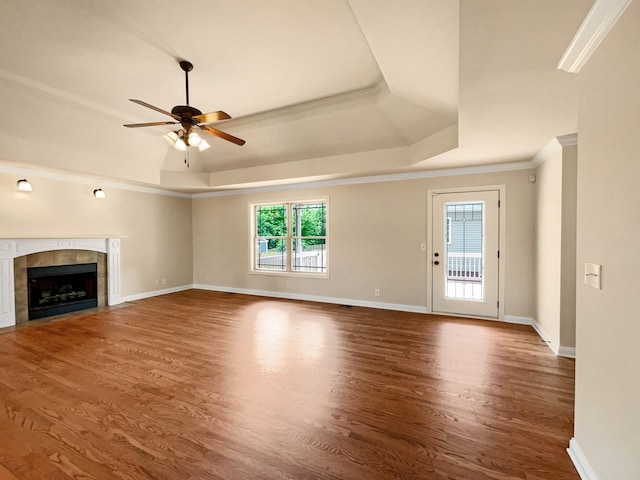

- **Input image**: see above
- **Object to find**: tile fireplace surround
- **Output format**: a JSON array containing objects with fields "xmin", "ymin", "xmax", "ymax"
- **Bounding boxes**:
[{"xmin": 0, "ymin": 238, "xmax": 122, "ymax": 328}]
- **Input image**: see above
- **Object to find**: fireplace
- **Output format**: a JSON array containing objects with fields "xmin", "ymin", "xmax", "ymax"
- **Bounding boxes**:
[
  {"xmin": 0, "ymin": 238, "xmax": 123, "ymax": 328},
  {"xmin": 28, "ymin": 263, "xmax": 98, "ymax": 320}
]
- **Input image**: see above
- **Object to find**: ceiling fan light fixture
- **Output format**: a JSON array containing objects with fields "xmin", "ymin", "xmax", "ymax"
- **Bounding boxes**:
[
  {"xmin": 174, "ymin": 137, "xmax": 187, "ymax": 151},
  {"xmin": 198, "ymin": 139, "xmax": 211, "ymax": 152},
  {"xmin": 188, "ymin": 132, "xmax": 202, "ymax": 146},
  {"xmin": 163, "ymin": 131, "xmax": 179, "ymax": 146},
  {"xmin": 124, "ymin": 60, "xmax": 245, "ymax": 149}
]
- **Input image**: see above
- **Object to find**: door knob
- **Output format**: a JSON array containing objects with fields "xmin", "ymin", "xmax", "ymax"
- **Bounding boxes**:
[
  {"xmin": 434, "ymin": 260, "xmax": 440, "ymax": 265},
  {"xmin": 434, "ymin": 252, "xmax": 439, "ymax": 257}
]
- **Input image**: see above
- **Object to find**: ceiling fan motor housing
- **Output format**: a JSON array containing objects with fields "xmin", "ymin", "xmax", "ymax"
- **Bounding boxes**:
[{"xmin": 171, "ymin": 105, "xmax": 203, "ymax": 117}]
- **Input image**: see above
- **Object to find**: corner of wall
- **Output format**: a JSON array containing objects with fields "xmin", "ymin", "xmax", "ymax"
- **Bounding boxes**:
[{"xmin": 567, "ymin": 437, "xmax": 600, "ymax": 480}]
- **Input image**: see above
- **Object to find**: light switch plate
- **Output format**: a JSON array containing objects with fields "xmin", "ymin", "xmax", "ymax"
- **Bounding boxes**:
[{"xmin": 584, "ymin": 263, "xmax": 601, "ymax": 289}]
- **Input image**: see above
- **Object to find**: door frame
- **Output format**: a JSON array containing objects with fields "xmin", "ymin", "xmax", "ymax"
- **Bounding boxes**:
[{"xmin": 426, "ymin": 185, "xmax": 506, "ymax": 320}]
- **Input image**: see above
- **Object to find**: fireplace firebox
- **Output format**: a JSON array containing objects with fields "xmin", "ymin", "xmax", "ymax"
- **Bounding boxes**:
[{"xmin": 27, "ymin": 263, "xmax": 98, "ymax": 320}]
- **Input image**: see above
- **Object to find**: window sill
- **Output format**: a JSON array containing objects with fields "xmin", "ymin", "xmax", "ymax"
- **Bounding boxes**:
[{"xmin": 249, "ymin": 270, "xmax": 329, "ymax": 280}]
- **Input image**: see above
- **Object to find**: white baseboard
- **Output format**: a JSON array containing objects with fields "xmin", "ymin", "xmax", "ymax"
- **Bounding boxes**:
[
  {"xmin": 504, "ymin": 316, "xmax": 576, "ymax": 358},
  {"xmin": 122, "ymin": 284, "xmax": 193, "ymax": 302},
  {"xmin": 530, "ymin": 318, "xmax": 558, "ymax": 354},
  {"xmin": 503, "ymin": 315, "xmax": 534, "ymax": 325},
  {"xmin": 567, "ymin": 438, "xmax": 600, "ymax": 480},
  {"xmin": 192, "ymin": 284, "xmax": 429, "ymax": 314},
  {"xmin": 558, "ymin": 346, "xmax": 576, "ymax": 358}
]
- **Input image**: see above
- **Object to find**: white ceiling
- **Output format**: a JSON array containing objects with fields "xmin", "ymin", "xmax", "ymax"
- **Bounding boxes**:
[{"xmin": 0, "ymin": 0, "xmax": 592, "ymax": 192}]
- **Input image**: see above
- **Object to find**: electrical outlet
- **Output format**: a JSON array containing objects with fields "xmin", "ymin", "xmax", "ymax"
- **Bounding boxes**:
[
  {"xmin": 374, "ymin": 288, "xmax": 380, "ymax": 297},
  {"xmin": 162, "ymin": 278, "xmax": 167, "ymax": 286},
  {"xmin": 420, "ymin": 243, "xmax": 426, "ymax": 251}
]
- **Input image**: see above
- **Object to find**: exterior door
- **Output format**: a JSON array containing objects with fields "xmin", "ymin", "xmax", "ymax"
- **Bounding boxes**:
[{"xmin": 431, "ymin": 190, "xmax": 500, "ymax": 318}]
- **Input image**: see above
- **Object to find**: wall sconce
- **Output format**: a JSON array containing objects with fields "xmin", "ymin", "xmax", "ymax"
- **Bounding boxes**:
[
  {"xmin": 93, "ymin": 188, "xmax": 106, "ymax": 199},
  {"xmin": 17, "ymin": 179, "xmax": 32, "ymax": 192}
]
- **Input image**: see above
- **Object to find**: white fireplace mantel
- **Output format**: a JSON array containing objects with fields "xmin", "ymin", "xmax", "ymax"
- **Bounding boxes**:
[{"xmin": 0, "ymin": 237, "xmax": 123, "ymax": 328}]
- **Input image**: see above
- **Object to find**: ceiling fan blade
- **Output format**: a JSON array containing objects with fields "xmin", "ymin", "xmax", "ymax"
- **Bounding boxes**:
[
  {"xmin": 193, "ymin": 111, "xmax": 232, "ymax": 123},
  {"xmin": 124, "ymin": 121, "xmax": 178, "ymax": 128},
  {"xmin": 129, "ymin": 99, "xmax": 180, "ymax": 120},
  {"xmin": 199, "ymin": 125, "xmax": 246, "ymax": 146}
]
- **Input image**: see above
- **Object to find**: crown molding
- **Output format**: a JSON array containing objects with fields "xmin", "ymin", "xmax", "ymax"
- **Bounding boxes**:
[
  {"xmin": 531, "ymin": 138, "xmax": 562, "ymax": 168},
  {"xmin": 192, "ymin": 160, "xmax": 534, "ymax": 198},
  {"xmin": 558, "ymin": 0, "xmax": 632, "ymax": 73},
  {"xmin": 7, "ymin": 135, "xmax": 575, "ymax": 199},
  {"xmin": 0, "ymin": 68, "xmax": 133, "ymax": 123},
  {"xmin": 531, "ymin": 133, "xmax": 578, "ymax": 167},
  {"xmin": 557, "ymin": 133, "xmax": 578, "ymax": 147},
  {"xmin": 0, "ymin": 163, "xmax": 190, "ymax": 198},
  {"xmin": 220, "ymin": 79, "xmax": 387, "ymax": 130}
]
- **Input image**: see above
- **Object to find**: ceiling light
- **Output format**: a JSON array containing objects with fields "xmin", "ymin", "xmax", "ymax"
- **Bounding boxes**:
[
  {"xmin": 93, "ymin": 188, "xmax": 106, "ymax": 199},
  {"xmin": 198, "ymin": 139, "xmax": 210, "ymax": 152},
  {"xmin": 188, "ymin": 132, "xmax": 202, "ymax": 146},
  {"xmin": 17, "ymin": 179, "xmax": 32, "ymax": 192},
  {"xmin": 163, "ymin": 131, "xmax": 179, "ymax": 146},
  {"xmin": 174, "ymin": 137, "xmax": 187, "ymax": 151}
]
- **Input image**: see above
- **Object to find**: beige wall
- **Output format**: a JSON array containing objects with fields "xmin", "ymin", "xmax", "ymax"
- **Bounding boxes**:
[
  {"xmin": 0, "ymin": 173, "xmax": 193, "ymax": 297},
  {"xmin": 193, "ymin": 169, "xmax": 537, "ymax": 317},
  {"xmin": 535, "ymin": 141, "xmax": 577, "ymax": 352},
  {"xmin": 574, "ymin": 1, "xmax": 640, "ymax": 478},
  {"xmin": 560, "ymin": 144, "xmax": 577, "ymax": 349},
  {"xmin": 535, "ymin": 146, "xmax": 562, "ymax": 347}
]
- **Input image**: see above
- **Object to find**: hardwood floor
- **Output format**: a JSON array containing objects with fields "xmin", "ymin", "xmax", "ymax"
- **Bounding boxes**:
[{"xmin": 0, "ymin": 290, "xmax": 578, "ymax": 479}]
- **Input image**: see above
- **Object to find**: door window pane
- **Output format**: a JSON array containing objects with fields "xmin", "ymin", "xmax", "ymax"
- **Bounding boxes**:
[{"xmin": 444, "ymin": 202, "xmax": 484, "ymax": 300}]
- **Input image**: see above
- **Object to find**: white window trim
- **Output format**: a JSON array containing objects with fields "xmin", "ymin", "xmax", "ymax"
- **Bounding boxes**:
[{"xmin": 250, "ymin": 198, "xmax": 329, "ymax": 278}]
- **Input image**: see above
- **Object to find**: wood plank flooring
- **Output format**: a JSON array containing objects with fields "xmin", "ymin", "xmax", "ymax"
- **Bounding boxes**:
[{"xmin": 0, "ymin": 290, "xmax": 578, "ymax": 479}]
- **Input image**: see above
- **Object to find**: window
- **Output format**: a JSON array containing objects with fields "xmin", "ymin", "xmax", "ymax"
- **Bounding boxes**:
[{"xmin": 252, "ymin": 201, "xmax": 327, "ymax": 275}]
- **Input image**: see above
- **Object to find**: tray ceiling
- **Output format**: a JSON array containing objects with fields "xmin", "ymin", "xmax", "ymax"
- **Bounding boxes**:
[{"xmin": 0, "ymin": 0, "xmax": 591, "ymax": 191}]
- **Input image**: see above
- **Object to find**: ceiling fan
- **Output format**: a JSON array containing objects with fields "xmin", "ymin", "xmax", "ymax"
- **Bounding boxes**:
[{"xmin": 124, "ymin": 60, "xmax": 245, "ymax": 151}]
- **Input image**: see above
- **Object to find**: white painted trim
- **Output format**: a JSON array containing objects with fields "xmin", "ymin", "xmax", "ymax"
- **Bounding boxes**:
[
  {"xmin": 192, "ymin": 284, "xmax": 429, "ymax": 314},
  {"xmin": 531, "ymin": 318, "xmax": 560, "ymax": 355},
  {"xmin": 121, "ymin": 285, "xmax": 193, "ymax": 303},
  {"xmin": 531, "ymin": 138, "xmax": 563, "ymax": 168},
  {"xmin": 503, "ymin": 315, "xmax": 534, "ymax": 325},
  {"xmin": 0, "ymin": 164, "xmax": 190, "ymax": 198},
  {"xmin": 106, "ymin": 239, "xmax": 122, "ymax": 306},
  {"xmin": 504, "ymin": 316, "xmax": 576, "ymax": 358},
  {"xmin": 558, "ymin": 346, "xmax": 577, "ymax": 359},
  {"xmin": 1, "ymin": 156, "xmax": 533, "ymax": 200},
  {"xmin": 193, "ymin": 162, "xmax": 534, "ymax": 198},
  {"xmin": 426, "ymin": 185, "xmax": 506, "ymax": 321},
  {"xmin": 558, "ymin": 0, "xmax": 632, "ymax": 73},
  {"xmin": 531, "ymin": 133, "xmax": 578, "ymax": 168},
  {"xmin": 557, "ymin": 133, "xmax": 578, "ymax": 147},
  {"xmin": 567, "ymin": 437, "xmax": 600, "ymax": 480},
  {"xmin": 0, "ymin": 68, "xmax": 134, "ymax": 123},
  {"xmin": 3, "ymin": 147, "xmax": 548, "ymax": 199},
  {"xmin": 0, "ymin": 237, "xmax": 123, "ymax": 328}
]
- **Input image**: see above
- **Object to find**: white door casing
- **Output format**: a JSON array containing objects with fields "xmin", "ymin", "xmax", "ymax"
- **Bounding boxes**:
[{"xmin": 428, "ymin": 187, "xmax": 504, "ymax": 319}]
